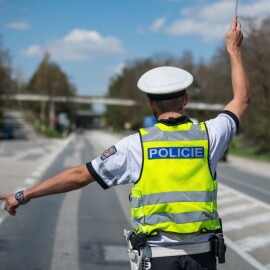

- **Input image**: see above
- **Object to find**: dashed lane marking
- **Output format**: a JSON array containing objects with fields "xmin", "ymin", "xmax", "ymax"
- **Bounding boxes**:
[
  {"xmin": 32, "ymin": 170, "xmax": 43, "ymax": 178},
  {"xmin": 218, "ymin": 189, "xmax": 232, "ymax": 197},
  {"xmin": 219, "ymin": 202, "xmax": 258, "ymax": 217},
  {"xmin": 236, "ymin": 234, "xmax": 270, "ymax": 252},
  {"xmin": 218, "ymin": 196, "xmax": 243, "ymax": 205},
  {"xmin": 219, "ymin": 183, "xmax": 270, "ymax": 210},
  {"xmin": 0, "ymin": 216, "xmax": 5, "ymax": 226},
  {"xmin": 219, "ymin": 172, "xmax": 270, "ymax": 197},
  {"xmin": 223, "ymin": 212, "xmax": 270, "ymax": 231},
  {"xmin": 24, "ymin": 177, "xmax": 37, "ymax": 186},
  {"xmin": 50, "ymin": 189, "xmax": 81, "ymax": 270},
  {"xmin": 50, "ymin": 139, "xmax": 84, "ymax": 270}
]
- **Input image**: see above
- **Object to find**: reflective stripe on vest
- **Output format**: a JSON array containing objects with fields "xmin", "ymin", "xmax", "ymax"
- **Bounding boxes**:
[{"xmin": 131, "ymin": 122, "xmax": 220, "ymax": 235}]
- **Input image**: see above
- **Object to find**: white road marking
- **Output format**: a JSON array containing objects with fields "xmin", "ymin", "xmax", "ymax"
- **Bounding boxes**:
[
  {"xmin": 50, "ymin": 135, "xmax": 82, "ymax": 270},
  {"xmin": 225, "ymin": 237, "xmax": 268, "ymax": 270},
  {"xmin": 217, "ymin": 189, "xmax": 232, "ymax": 197},
  {"xmin": 114, "ymin": 184, "xmax": 132, "ymax": 222},
  {"xmin": 236, "ymin": 234, "xmax": 270, "ymax": 252},
  {"xmin": 0, "ymin": 203, "xmax": 8, "ymax": 226},
  {"xmin": 24, "ymin": 177, "xmax": 37, "ymax": 185},
  {"xmin": 0, "ymin": 202, "xmax": 4, "ymax": 210},
  {"xmin": 62, "ymin": 152, "xmax": 81, "ymax": 167},
  {"xmin": 0, "ymin": 216, "xmax": 6, "ymax": 226},
  {"xmin": 223, "ymin": 212, "xmax": 270, "ymax": 231},
  {"xmin": 14, "ymin": 186, "xmax": 26, "ymax": 193},
  {"xmin": 219, "ymin": 203, "xmax": 258, "ymax": 217},
  {"xmin": 31, "ymin": 170, "xmax": 42, "ymax": 178},
  {"xmin": 218, "ymin": 196, "xmax": 243, "ymax": 205},
  {"xmin": 50, "ymin": 189, "xmax": 81, "ymax": 270},
  {"xmin": 219, "ymin": 172, "xmax": 270, "ymax": 197},
  {"xmin": 219, "ymin": 183, "xmax": 270, "ymax": 210},
  {"xmin": 62, "ymin": 137, "xmax": 83, "ymax": 168}
]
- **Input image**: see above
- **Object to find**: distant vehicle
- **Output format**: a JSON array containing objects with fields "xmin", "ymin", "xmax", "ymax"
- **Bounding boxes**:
[
  {"xmin": 0, "ymin": 125, "xmax": 14, "ymax": 139},
  {"xmin": 220, "ymin": 148, "xmax": 228, "ymax": 162},
  {"xmin": 75, "ymin": 127, "xmax": 84, "ymax": 134},
  {"xmin": 143, "ymin": 116, "xmax": 157, "ymax": 128}
]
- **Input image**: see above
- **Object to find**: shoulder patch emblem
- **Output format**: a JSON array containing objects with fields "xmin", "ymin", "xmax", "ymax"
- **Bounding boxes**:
[{"xmin": 100, "ymin": 146, "xmax": 117, "ymax": 161}]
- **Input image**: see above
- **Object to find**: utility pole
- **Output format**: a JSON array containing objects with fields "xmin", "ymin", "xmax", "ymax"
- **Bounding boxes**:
[
  {"xmin": 49, "ymin": 99, "xmax": 55, "ymax": 129},
  {"xmin": 40, "ymin": 101, "xmax": 46, "ymax": 124}
]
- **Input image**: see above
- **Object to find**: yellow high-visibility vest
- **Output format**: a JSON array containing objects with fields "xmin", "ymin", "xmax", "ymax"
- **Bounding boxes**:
[{"xmin": 131, "ymin": 122, "xmax": 221, "ymax": 236}]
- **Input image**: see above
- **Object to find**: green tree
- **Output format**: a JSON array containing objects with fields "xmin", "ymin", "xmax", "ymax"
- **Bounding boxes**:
[
  {"xmin": 0, "ymin": 39, "xmax": 12, "ymax": 126},
  {"xmin": 27, "ymin": 53, "xmax": 77, "ymax": 127},
  {"xmin": 241, "ymin": 17, "xmax": 270, "ymax": 152},
  {"xmin": 0, "ymin": 39, "xmax": 12, "ymax": 110},
  {"xmin": 105, "ymin": 59, "xmax": 155, "ymax": 130}
]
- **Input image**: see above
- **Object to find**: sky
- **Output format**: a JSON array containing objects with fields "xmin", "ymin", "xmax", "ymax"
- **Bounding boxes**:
[{"xmin": 0, "ymin": 0, "xmax": 270, "ymax": 97}]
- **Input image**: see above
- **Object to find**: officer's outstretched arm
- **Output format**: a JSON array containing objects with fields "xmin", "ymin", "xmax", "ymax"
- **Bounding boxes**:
[
  {"xmin": 0, "ymin": 164, "xmax": 95, "ymax": 216},
  {"xmin": 224, "ymin": 16, "xmax": 250, "ymax": 121}
]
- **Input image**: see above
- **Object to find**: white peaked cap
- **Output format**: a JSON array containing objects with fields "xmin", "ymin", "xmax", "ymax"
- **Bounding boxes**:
[{"xmin": 137, "ymin": 66, "xmax": 193, "ymax": 97}]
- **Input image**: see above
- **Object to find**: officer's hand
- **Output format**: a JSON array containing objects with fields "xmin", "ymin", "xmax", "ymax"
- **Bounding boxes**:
[
  {"xmin": 0, "ymin": 194, "xmax": 19, "ymax": 216},
  {"xmin": 226, "ymin": 16, "xmax": 243, "ymax": 53}
]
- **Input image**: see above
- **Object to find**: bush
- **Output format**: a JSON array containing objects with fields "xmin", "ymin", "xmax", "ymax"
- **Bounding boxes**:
[
  {"xmin": 230, "ymin": 135, "xmax": 270, "ymax": 161},
  {"xmin": 34, "ymin": 123, "xmax": 62, "ymax": 138}
]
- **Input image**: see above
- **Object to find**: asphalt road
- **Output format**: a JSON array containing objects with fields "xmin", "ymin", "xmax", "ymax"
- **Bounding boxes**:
[{"xmin": 0, "ymin": 130, "xmax": 269, "ymax": 270}]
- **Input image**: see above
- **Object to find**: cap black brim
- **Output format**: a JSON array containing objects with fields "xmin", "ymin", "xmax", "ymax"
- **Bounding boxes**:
[{"xmin": 147, "ymin": 90, "xmax": 187, "ymax": 101}]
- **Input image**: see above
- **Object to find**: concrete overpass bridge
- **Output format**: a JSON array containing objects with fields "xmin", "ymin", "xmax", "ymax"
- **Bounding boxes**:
[{"xmin": 1, "ymin": 93, "xmax": 224, "ymax": 110}]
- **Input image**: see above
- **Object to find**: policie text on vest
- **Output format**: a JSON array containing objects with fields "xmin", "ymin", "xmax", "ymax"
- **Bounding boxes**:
[{"xmin": 148, "ymin": 147, "xmax": 204, "ymax": 159}]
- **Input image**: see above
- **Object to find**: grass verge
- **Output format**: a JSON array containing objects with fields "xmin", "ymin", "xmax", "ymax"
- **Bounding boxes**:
[{"xmin": 229, "ymin": 135, "xmax": 270, "ymax": 162}]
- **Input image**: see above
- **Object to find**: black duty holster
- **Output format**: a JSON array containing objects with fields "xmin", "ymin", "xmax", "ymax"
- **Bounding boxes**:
[
  {"xmin": 129, "ymin": 232, "xmax": 147, "ymax": 251},
  {"xmin": 211, "ymin": 233, "xmax": 226, "ymax": 264}
]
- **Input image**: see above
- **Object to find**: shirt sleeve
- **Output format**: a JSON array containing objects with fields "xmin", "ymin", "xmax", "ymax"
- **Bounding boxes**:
[
  {"xmin": 86, "ymin": 133, "xmax": 142, "ymax": 189},
  {"xmin": 205, "ymin": 110, "xmax": 238, "ymax": 175}
]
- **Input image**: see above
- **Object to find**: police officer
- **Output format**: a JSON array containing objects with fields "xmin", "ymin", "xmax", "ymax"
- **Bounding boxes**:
[{"xmin": 0, "ymin": 16, "xmax": 249, "ymax": 270}]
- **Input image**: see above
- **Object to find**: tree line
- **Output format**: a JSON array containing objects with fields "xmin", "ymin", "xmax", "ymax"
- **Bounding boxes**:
[
  {"xmin": 0, "ymin": 39, "xmax": 12, "ymax": 113},
  {"xmin": 105, "ymin": 17, "xmax": 270, "ymax": 153}
]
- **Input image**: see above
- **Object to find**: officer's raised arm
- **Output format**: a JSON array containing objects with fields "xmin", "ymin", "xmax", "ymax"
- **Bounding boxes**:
[{"xmin": 224, "ymin": 16, "xmax": 250, "ymax": 121}]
